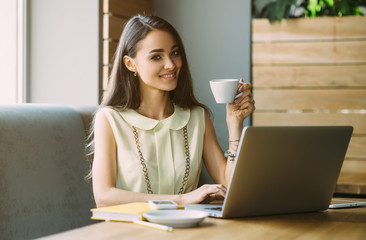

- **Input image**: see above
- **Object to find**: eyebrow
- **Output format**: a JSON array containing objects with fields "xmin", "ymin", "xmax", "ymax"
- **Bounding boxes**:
[{"xmin": 149, "ymin": 44, "xmax": 179, "ymax": 54}]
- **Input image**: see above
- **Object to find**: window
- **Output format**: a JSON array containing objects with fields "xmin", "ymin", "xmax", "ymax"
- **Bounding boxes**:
[{"xmin": 0, "ymin": 0, "xmax": 26, "ymax": 103}]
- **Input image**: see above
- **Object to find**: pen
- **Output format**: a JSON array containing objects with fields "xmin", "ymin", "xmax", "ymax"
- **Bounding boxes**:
[{"xmin": 133, "ymin": 220, "xmax": 173, "ymax": 232}]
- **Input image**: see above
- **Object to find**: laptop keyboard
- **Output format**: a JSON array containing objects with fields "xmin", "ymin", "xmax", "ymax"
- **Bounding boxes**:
[{"xmin": 205, "ymin": 207, "xmax": 222, "ymax": 211}]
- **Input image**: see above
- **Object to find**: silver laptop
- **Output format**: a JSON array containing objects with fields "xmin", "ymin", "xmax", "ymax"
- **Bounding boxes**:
[{"xmin": 185, "ymin": 126, "xmax": 353, "ymax": 218}]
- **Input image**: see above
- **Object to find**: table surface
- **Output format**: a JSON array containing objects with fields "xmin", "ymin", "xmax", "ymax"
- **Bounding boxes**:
[{"xmin": 38, "ymin": 198, "xmax": 366, "ymax": 240}]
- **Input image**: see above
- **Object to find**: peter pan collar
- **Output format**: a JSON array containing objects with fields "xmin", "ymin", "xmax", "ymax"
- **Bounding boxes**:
[{"xmin": 119, "ymin": 105, "xmax": 190, "ymax": 131}]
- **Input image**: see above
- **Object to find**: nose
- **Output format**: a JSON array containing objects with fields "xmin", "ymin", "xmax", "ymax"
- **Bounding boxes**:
[{"xmin": 164, "ymin": 57, "xmax": 176, "ymax": 71}]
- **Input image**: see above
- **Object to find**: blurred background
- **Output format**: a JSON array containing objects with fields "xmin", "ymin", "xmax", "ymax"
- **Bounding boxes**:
[{"xmin": 1, "ymin": 0, "xmax": 251, "ymax": 151}]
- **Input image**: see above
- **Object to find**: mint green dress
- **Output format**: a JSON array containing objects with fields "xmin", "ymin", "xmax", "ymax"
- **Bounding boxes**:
[{"xmin": 100, "ymin": 105, "xmax": 205, "ymax": 194}]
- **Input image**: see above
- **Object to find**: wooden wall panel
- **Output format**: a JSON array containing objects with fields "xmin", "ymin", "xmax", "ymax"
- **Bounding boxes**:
[
  {"xmin": 336, "ymin": 168, "xmax": 366, "ymax": 194},
  {"xmin": 253, "ymin": 41, "xmax": 366, "ymax": 65},
  {"xmin": 253, "ymin": 112, "xmax": 366, "ymax": 160},
  {"xmin": 103, "ymin": 40, "xmax": 118, "ymax": 65},
  {"xmin": 253, "ymin": 65, "xmax": 366, "ymax": 88},
  {"xmin": 104, "ymin": 0, "xmax": 153, "ymax": 17},
  {"xmin": 102, "ymin": 0, "xmax": 153, "ymax": 93},
  {"xmin": 252, "ymin": 16, "xmax": 366, "ymax": 190},
  {"xmin": 347, "ymin": 137, "xmax": 366, "ymax": 160},
  {"xmin": 254, "ymin": 89, "xmax": 366, "ymax": 110},
  {"xmin": 253, "ymin": 16, "xmax": 366, "ymax": 42},
  {"xmin": 341, "ymin": 160, "xmax": 366, "ymax": 173},
  {"xmin": 103, "ymin": 15, "xmax": 127, "ymax": 40},
  {"xmin": 253, "ymin": 112, "xmax": 366, "ymax": 135}
]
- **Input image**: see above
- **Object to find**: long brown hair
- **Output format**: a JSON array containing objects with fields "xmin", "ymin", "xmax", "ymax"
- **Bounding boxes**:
[
  {"xmin": 102, "ymin": 14, "xmax": 208, "ymax": 111},
  {"xmin": 85, "ymin": 15, "xmax": 210, "ymax": 180}
]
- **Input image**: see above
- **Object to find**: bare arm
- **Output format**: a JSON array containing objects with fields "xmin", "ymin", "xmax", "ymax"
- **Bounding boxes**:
[
  {"xmin": 202, "ymin": 112, "xmax": 236, "ymax": 187},
  {"xmin": 203, "ymin": 81, "xmax": 255, "ymax": 187}
]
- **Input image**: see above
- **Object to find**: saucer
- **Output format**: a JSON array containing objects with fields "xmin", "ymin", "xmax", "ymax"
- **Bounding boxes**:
[{"xmin": 142, "ymin": 210, "xmax": 209, "ymax": 228}]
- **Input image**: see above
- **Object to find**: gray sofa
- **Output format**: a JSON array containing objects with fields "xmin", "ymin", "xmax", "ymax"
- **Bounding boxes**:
[{"xmin": 0, "ymin": 104, "xmax": 98, "ymax": 240}]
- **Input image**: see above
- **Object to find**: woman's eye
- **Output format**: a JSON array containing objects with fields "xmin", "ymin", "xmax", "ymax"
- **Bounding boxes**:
[
  {"xmin": 151, "ymin": 55, "xmax": 161, "ymax": 60},
  {"xmin": 172, "ymin": 50, "xmax": 180, "ymax": 57}
]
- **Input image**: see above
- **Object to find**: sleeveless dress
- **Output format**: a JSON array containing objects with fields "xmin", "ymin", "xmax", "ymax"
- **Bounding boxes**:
[{"xmin": 100, "ymin": 105, "xmax": 205, "ymax": 194}]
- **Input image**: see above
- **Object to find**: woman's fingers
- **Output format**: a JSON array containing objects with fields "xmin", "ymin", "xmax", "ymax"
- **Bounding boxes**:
[
  {"xmin": 233, "ymin": 82, "xmax": 255, "ymax": 118},
  {"xmin": 201, "ymin": 184, "xmax": 226, "ymax": 194},
  {"xmin": 181, "ymin": 184, "xmax": 227, "ymax": 205},
  {"xmin": 199, "ymin": 184, "xmax": 227, "ymax": 203},
  {"xmin": 235, "ymin": 84, "xmax": 252, "ymax": 103}
]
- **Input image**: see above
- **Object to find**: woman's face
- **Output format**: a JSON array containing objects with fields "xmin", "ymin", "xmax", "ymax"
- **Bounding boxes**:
[{"xmin": 131, "ymin": 29, "xmax": 182, "ymax": 93}]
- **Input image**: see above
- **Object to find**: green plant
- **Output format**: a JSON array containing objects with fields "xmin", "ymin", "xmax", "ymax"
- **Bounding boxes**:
[
  {"xmin": 256, "ymin": 0, "xmax": 298, "ymax": 23},
  {"xmin": 252, "ymin": 0, "xmax": 366, "ymax": 23},
  {"xmin": 307, "ymin": 0, "xmax": 366, "ymax": 17}
]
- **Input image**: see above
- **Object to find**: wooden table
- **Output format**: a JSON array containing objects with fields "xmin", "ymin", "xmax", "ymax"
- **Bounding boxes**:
[{"xmin": 38, "ymin": 198, "xmax": 366, "ymax": 240}]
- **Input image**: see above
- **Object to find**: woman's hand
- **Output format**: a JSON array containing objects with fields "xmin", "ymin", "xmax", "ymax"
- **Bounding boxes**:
[
  {"xmin": 178, "ymin": 184, "xmax": 227, "ymax": 205},
  {"xmin": 225, "ymin": 78, "xmax": 256, "ymax": 152},
  {"xmin": 226, "ymin": 78, "xmax": 255, "ymax": 125}
]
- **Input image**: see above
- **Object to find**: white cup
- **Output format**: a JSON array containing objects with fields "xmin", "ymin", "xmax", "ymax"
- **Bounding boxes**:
[{"xmin": 209, "ymin": 79, "xmax": 239, "ymax": 104}]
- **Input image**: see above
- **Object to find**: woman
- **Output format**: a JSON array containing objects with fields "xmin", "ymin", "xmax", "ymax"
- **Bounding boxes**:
[{"xmin": 88, "ymin": 15, "xmax": 255, "ymax": 208}]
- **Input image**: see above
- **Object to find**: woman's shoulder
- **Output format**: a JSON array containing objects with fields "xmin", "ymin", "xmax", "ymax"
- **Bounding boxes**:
[
  {"xmin": 174, "ymin": 105, "xmax": 205, "ymax": 119},
  {"xmin": 96, "ymin": 106, "xmax": 129, "ymax": 123},
  {"xmin": 182, "ymin": 104, "xmax": 203, "ymax": 113},
  {"xmin": 183, "ymin": 105, "xmax": 206, "ymax": 125},
  {"xmin": 99, "ymin": 106, "xmax": 121, "ymax": 113},
  {"xmin": 98, "ymin": 106, "xmax": 128, "ymax": 116},
  {"xmin": 190, "ymin": 105, "xmax": 208, "ymax": 118},
  {"xmin": 190, "ymin": 105, "xmax": 212, "ymax": 129}
]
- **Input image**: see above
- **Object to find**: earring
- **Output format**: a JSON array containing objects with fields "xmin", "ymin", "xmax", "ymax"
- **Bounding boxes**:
[{"xmin": 133, "ymin": 72, "xmax": 137, "ymax": 77}]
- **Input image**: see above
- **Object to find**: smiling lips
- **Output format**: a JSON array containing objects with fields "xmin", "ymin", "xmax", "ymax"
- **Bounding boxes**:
[{"xmin": 159, "ymin": 72, "xmax": 176, "ymax": 80}]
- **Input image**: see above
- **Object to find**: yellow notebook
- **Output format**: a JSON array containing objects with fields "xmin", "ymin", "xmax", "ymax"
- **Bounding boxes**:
[{"xmin": 91, "ymin": 202, "xmax": 152, "ymax": 222}]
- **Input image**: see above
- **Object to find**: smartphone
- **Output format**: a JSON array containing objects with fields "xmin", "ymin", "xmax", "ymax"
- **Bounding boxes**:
[
  {"xmin": 148, "ymin": 200, "xmax": 179, "ymax": 210},
  {"xmin": 329, "ymin": 199, "xmax": 366, "ymax": 209}
]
